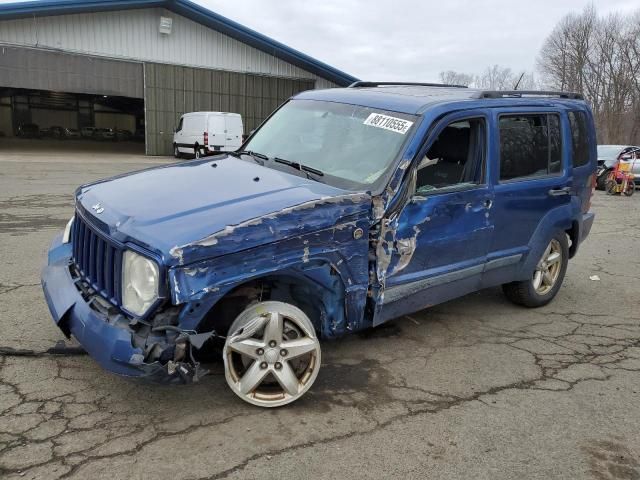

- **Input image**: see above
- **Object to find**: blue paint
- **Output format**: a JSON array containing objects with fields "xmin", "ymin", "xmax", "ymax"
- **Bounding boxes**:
[
  {"xmin": 0, "ymin": 0, "xmax": 357, "ymax": 86},
  {"xmin": 41, "ymin": 85, "xmax": 597, "ymax": 383}
]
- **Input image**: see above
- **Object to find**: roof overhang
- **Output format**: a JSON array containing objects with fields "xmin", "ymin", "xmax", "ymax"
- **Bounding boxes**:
[{"xmin": 0, "ymin": 0, "xmax": 358, "ymax": 86}]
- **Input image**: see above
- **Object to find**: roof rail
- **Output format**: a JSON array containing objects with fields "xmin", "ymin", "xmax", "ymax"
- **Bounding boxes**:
[
  {"xmin": 348, "ymin": 81, "xmax": 468, "ymax": 89},
  {"xmin": 477, "ymin": 90, "xmax": 584, "ymax": 100}
]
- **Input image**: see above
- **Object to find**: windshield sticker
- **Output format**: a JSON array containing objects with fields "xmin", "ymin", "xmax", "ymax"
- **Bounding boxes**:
[{"xmin": 363, "ymin": 113, "xmax": 414, "ymax": 135}]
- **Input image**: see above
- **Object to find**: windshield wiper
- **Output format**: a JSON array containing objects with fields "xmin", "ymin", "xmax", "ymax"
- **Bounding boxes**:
[
  {"xmin": 273, "ymin": 157, "xmax": 325, "ymax": 180},
  {"xmin": 219, "ymin": 150, "xmax": 268, "ymax": 165}
]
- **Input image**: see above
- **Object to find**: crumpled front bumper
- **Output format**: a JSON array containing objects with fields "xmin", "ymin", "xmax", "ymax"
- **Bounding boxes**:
[{"xmin": 41, "ymin": 234, "xmax": 184, "ymax": 382}]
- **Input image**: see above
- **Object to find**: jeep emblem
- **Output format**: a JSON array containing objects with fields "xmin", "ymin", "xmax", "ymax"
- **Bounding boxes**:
[{"xmin": 91, "ymin": 203, "xmax": 104, "ymax": 214}]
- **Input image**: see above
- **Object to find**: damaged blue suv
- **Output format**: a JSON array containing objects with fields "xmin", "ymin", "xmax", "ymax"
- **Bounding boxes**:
[{"xmin": 42, "ymin": 82, "xmax": 596, "ymax": 407}]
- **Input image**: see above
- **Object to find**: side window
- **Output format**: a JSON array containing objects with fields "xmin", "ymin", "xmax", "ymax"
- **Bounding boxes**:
[
  {"xmin": 176, "ymin": 117, "xmax": 183, "ymax": 132},
  {"xmin": 568, "ymin": 111, "xmax": 590, "ymax": 167},
  {"xmin": 415, "ymin": 118, "xmax": 485, "ymax": 195},
  {"xmin": 499, "ymin": 114, "xmax": 562, "ymax": 181}
]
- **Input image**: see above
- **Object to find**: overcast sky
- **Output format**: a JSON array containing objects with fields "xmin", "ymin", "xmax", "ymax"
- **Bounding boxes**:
[{"xmin": 197, "ymin": 0, "xmax": 637, "ymax": 81}]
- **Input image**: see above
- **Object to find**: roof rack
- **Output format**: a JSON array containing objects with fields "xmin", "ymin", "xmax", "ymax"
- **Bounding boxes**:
[
  {"xmin": 348, "ymin": 81, "xmax": 468, "ymax": 89},
  {"xmin": 477, "ymin": 90, "xmax": 583, "ymax": 100}
]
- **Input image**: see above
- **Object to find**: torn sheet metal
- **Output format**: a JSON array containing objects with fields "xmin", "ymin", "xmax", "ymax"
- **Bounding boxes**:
[
  {"xmin": 170, "ymin": 216, "xmax": 371, "ymax": 338},
  {"xmin": 169, "ymin": 192, "xmax": 370, "ymax": 267}
]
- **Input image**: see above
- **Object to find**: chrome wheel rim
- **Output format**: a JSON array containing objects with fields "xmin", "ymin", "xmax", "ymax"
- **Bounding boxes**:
[
  {"xmin": 223, "ymin": 302, "xmax": 321, "ymax": 407},
  {"xmin": 533, "ymin": 239, "xmax": 562, "ymax": 295}
]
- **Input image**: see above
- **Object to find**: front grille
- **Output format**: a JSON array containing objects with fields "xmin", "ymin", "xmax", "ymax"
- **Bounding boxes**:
[{"xmin": 71, "ymin": 212, "xmax": 122, "ymax": 305}]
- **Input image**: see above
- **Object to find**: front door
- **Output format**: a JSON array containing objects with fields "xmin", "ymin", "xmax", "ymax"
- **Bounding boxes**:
[{"xmin": 375, "ymin": 112, "xmax": 494, "ymax": 324}]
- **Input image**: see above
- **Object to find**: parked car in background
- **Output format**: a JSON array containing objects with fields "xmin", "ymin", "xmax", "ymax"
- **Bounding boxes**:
[
  {"xmin": 43, "ymin": 83, "xmax": 597, "ymax": 407},
  {"xmin": 115, "ymin": 129, "xmax": 132, "ymax": 141},
  {"xmin": 173, "ymin": 112, "xmax": 243, "ymax": 158},
  {"xmin": 94, "ymin": 128, "xmax": 115, "ymax": 141},
  {"xmin": 17, "ymin": 123, "xmax": 40, "ymax": 138},
  {"xmin": 596, "ymin": 145, "xmax": 640, "ymax": 189},
  {"xmin": 65, "ymin": 128, "xmax": 81, "ymax": 139},
  {"xmin": 48, "ymin": 126, "xmax": 66, "ymax": 139},
  {"xmin": 81, "ymin": 127, "xmax": 97, "ymax": 138}
]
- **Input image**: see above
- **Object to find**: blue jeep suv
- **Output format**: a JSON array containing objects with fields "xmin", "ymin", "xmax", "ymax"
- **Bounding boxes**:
[{"xmin": 42, "ymin": 82, "xmax": 596, "ymax": 407}]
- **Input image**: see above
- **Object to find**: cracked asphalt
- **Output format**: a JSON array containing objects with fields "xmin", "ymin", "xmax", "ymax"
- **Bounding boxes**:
[{"xmin": 1, "ymin": 147, "xmax": 640, "ymax": 479}]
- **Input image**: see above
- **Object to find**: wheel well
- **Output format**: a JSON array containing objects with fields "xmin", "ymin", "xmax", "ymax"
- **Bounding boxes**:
[
  {"xmin": 197, "ymin": 275, "xmax": 325, "ymax": 338},
  {"xmin": 566, "ymin": 221, "xmax": 578, "ymax": 258}
]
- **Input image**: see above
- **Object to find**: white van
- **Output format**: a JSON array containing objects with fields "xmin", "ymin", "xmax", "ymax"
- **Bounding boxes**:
[{"xmin": 173, "ymin": 112, "xmax": 243, "ymax": 158}]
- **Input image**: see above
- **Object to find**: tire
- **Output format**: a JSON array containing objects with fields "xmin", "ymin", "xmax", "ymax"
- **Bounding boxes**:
[
  {"xmin": 502, "ymin": 232, "xmax": 569, "ymax": 308},
  {"xmin": 194, "ymin": 144, "xmax": 200, "ymax": 159},
  {"xmin": 596, "ymin": 170, "xmax": 610, "ymax": 190},
  {"xmin": 222, "ymin": 301, "xmax": 321, "ymax": 408},
  {"xmin": 173, "ymin": 144, "xmax": 181, "ymax": 159},
  {"xmin": 605, "ymin": 179, "xmax": 618, "ymax": 195},
  {"xmin": 624, "ymin": 180, "xmax": 635, "ymax": 196}
]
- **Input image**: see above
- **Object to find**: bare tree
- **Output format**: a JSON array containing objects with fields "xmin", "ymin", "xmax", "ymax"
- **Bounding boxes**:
[
  {"xmin": 439, "ymin": 70, "xmax": 474, "ymax": 86},
  {"xmin": 438, "ymin": 67, "xmax": 537, "ymax": 90},
  {"xmin": 474, "ymin": 65, "xmax": 516, "ymax": 90},
  {"xmin": 538, "ymin": 5, "xmax": 640, "ymax": 143}
]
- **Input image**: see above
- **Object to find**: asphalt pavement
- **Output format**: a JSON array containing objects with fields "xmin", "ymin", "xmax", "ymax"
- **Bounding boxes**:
[{"xmin": 1, "ymin": 147, "xmax": 639, "ymax": 479}]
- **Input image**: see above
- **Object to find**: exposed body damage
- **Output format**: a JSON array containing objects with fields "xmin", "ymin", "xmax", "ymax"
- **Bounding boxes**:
[
  {"xmin": 42, "ymin": 84, "xmax": 596, "ymax": 402},
  {"xmin": 170, "ymin": 198, "xmax": 372, "ymax": 338}
]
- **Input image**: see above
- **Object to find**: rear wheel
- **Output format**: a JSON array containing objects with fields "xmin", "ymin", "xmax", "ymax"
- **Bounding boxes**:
[
  {"xmin": 624, "ymin": 180, "xmax": 635, "ymax": 196},
  {"xmin": 502, "ymin": 233, "xmax": 569, "ymax": 308},
  {"xmin": 223, "ymin": 301, "xmax": 321, "ymax": 407},
  {"xmin": 194, "ymin": 144, "xmax": 201, "ymax": 159}
]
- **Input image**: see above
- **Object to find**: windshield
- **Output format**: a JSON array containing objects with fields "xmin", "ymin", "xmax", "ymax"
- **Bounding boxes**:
[
  {"xmin": 243, "ymin": 99, "xmax": 418, "ymax": 190},
  {"xmin": 597, "ymin": 145, "xmax": 624, "ymax": 160}
]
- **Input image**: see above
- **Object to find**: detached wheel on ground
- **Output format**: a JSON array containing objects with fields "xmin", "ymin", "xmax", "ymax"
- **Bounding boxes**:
[
  {"xmin": 223, "ymin": 301, "xmax": 321, "ymax": 407},
  {"xmin": 502, "ymin": 233, "xmax": 569, "ymax": 308}
]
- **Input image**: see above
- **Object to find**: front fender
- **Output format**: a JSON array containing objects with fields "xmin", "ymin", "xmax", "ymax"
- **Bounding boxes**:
[{"xmin": 168, "ymin": 219, "xmax": 370, "ymax": 337}]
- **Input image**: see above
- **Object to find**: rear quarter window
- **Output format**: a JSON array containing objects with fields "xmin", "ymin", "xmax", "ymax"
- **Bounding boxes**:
[
  {"xmin": 499, "ymin": 114, "xmax": 562, "ymax": 181},
  {"xmin": 568, "ymin": 111, "xmax": 590, "ymax": 167}
]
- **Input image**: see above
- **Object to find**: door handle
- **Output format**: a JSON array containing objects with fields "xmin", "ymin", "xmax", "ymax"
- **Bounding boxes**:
[{"xmin": 548, "ymin": 187, "xmax": 571, "ymax": 197}]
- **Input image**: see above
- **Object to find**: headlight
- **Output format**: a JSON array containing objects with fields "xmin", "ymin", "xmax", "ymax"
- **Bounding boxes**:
[
  {"xmin": 62, "ymin": 216, "xmax": 74, "ymax": 244},
  {"xmin": 122, "ymin": 250, "xmax": 159, "ymax": 316}
]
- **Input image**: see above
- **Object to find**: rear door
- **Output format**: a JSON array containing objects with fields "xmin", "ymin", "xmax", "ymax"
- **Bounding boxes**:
[
  {"xmin": 567, "ymin": 110, "xmax": 597, "ymax": 212},
  {"xmin": 487, "ymin": 109, "xmax": 570, "ymax": 277},
  {"xmin": 207, "ymin": 114, "xmax": 225, "ymax": 150},
  {"xmin": 224, "ymin": 115, "xmax": 243, "ymax": 150}
]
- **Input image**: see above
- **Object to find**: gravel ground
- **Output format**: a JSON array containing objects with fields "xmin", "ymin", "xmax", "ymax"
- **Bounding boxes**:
[{"xmin": 0, "ymin": 149, "xmax": 639, "ymax": 480}]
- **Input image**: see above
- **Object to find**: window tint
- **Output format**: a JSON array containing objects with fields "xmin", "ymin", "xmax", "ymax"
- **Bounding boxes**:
[
  {"xmin": 499, "ymin": 114, "xmax": 562, "ymax": 181},
  {"xmin": 568, "ymin": 111, "xmax": 590, "ymax": 167},
  {"xmin": 415, "ymin": 118, "xmax": 485, "ymax": 195}
]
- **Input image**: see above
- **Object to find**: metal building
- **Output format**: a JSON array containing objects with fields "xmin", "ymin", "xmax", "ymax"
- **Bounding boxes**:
[{"xmin": 0, "ymin": 0, "xmax": 357, "ymax": 155}]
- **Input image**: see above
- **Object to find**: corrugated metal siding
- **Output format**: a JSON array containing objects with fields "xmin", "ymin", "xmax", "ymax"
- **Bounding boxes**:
[
  {"xmin": 0, "ymin": 45, "xmax": 143, "ymax": 97},
  {"xmin": 144, "ymin": 63, "xmax": 315, "ymax": 156},
  {"xmin": 0, "ymin": 7, "xmax": 338, "ymax": 88}
]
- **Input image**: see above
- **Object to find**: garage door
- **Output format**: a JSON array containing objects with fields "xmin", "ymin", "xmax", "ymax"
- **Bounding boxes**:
[{"xmin": 0, "ymin": 46, "xmax": 143, "ymax": 98}]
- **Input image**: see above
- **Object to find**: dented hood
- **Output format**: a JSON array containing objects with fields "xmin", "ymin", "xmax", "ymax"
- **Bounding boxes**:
[{"xmin": 76, "ymin": 156, "xmax": 371, "ymax": 266}]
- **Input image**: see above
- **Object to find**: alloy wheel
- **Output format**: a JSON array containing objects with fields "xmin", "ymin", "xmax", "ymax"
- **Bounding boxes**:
[
  {"xmin": 223, "ymin": 301, "xmax": 321, "ymax": 407},
  {"xmin": 533, "ymin": 239, "xmax": 562, "ymax": 295}
]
